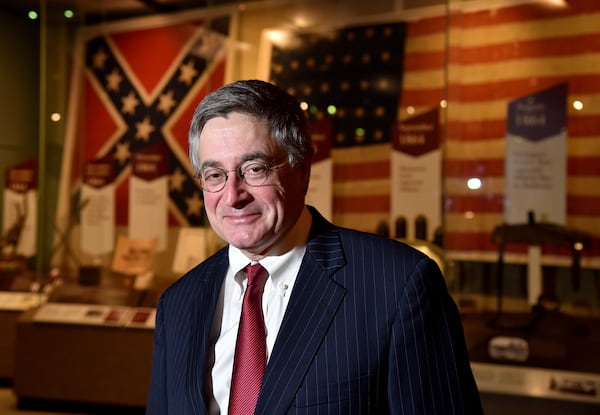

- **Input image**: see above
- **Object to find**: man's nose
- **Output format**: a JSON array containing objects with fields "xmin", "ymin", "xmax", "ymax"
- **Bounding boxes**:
[{"xmin": 221, "ymin": 173, "xmax": 250, "ymax": 204}]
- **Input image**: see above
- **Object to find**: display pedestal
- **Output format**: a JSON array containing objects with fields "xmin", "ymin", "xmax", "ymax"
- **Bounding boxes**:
[
  {"xmin": 463, "ymin": 309, "xmax": 600, "ymax": 411},
  {"xmin": 0, "ymin": 291, "xmax": 43, "ymax": 379},
  {"xmin": 0, "ymin": 310, "xmax": 20, "ymax": 379},
  {"xmin": 13, "ymin": 308, "xmax": 153, "ymax": 408}
]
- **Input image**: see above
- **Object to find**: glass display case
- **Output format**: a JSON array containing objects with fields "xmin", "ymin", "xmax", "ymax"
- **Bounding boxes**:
[{"xmin": 0, "ymin": 0, "xmax": 599, "ymax": 412}]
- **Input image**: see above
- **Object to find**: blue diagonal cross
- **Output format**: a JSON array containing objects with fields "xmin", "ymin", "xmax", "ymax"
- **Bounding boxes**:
[{"xmin": 85, "ymin": 35, "xmax": 207, "ymax": 225}]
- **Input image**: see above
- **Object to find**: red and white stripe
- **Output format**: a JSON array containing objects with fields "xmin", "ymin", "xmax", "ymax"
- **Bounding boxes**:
[{"xmin": 332, "ymin": 1, "xmax": 600, "ymax": 267}]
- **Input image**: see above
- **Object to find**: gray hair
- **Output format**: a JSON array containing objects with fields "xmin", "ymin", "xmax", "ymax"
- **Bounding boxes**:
[{"xmin": 188, "ymin": 79, "xmax": 314, "ymax": 171}]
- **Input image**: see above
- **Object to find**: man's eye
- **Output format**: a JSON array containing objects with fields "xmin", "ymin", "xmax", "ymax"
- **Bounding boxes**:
[
  {"xmin": 243, "ymin": 163, "xmax": 268, "ymax": 176},
  {"xmin": 203, "ymin": 170, "xmax": 225, "ymax": 181}
]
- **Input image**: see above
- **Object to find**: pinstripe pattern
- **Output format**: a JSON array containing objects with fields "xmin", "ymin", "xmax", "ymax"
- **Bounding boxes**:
[{"xmin": 146, "ymin": 207, "xmax": 482, "ymax": 414}]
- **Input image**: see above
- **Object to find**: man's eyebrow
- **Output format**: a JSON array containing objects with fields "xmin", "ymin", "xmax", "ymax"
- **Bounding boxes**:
[
  {"xmin": 242, "ymin": 153, "xmax": 271, "ymax": 162},
  {"xmin": 200, "ymin": 153, "xmax": 271, "ymax": 170},
  {"xmin": 200, "ymin": 160, "xmax": 221, "ymax": 170}
]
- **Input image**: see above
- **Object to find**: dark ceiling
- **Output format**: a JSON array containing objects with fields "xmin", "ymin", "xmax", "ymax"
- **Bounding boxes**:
[
  {"xmin": 0, "ymin": 0, "xmax": 249, "ymax": 24},
  {"xmin": 0, "ymin": 0, "xmax": 450, "ymax": 25}
]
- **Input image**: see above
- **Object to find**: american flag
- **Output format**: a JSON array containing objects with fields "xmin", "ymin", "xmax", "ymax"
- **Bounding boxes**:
[
  {"xmin": 269, "ymin": 21, "xmax": 406, "ymax": 232},
  {"xmin": 432, "ymin": 1, "xmax": 600, "ymax": 265},
  {"xmin": 270, "ymin": 22, "xmax": 406, "ymax": 148},
  {"xmin": 70, "ymin": 13, "xmax": 230, "ymax": 228},
  {"xmin": 270, "ymin": 3, "xmax": 599, "ymax": 266}
]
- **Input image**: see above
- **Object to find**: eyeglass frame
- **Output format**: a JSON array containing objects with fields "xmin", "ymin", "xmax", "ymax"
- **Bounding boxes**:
[{"xmin": 193, "ymin": 156, "xmax": 289, "ymax": 193}]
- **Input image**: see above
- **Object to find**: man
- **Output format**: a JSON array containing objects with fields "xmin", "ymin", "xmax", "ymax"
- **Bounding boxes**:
[{"xmin": 146, "ymin": 79, "xmax": 482, "ymax": 414}]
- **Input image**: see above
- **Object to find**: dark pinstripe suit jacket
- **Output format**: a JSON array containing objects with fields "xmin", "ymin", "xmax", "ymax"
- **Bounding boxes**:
[{"xmin": 146, "ymin": 207, "xmax": 482, "ymax": 414}]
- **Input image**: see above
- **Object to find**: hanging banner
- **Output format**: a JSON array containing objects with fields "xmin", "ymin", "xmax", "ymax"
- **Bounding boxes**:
[
  {"xmin": 307, "ymin": 118, "xmax": 333, "ymax": 221},
  {"xmin": 505, "ymin": 82, "xmax": 568, "ymax": 224},
  {"xmin": 391, "ymin": 107, "xmax": 441, "ymax": 241},
  {"xmin": 2, "ymin": 159, "xmax": 37, "ymax": 257},
  {"xmin": 80, "ymin": 154, "xmax": 115, "ymax": 256},
  {"xmin": 129, "ymin": 141, "xmax": 169, "ymax": 251}
]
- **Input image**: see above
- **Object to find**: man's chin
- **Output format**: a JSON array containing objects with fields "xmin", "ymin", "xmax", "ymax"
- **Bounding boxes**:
[{"xmin": 225, "ymin": 233, "xmax": 262, "ymax": 250}]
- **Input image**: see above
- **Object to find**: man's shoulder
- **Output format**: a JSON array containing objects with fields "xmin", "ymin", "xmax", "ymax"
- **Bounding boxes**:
[
  {"xmin": 338, "ymin": 226, "xmax": 422, "ymax": 252},
  {"xmin": 309, "ymin": 223, "xmax": 428, "ymax": 267}
]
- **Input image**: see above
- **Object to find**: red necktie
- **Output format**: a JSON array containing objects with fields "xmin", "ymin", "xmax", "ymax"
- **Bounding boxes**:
[{"xmin": 229, "ymin": 263, "xmax": 269, "ymax": 415}]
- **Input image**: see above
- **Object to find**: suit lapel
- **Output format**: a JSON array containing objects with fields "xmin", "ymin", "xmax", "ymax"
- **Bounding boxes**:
[
  {"xmin": 256, "ymin": 211, "xmax": 347, "ymax": 414},
  {"xmin": 186, "ymin": 252, "xmax": 229, "ymax": 414}
]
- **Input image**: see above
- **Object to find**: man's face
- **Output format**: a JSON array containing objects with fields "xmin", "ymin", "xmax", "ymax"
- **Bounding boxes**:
[{"xmin": 197, "ymin": 112, "xmax": 309, "ymax": 259}]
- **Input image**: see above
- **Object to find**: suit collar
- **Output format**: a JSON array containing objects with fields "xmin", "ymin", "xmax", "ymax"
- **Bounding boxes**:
[
  {"xmin": 185, "ymin": 251, "xmax": 229, "ymax": 414},
  {"xmin": 256, "ymin": 207, "xmax": 347, "ymax": 414},
  {"xmin": 304, "ymin": 205, "xmax": 347, "ymax": 272}
]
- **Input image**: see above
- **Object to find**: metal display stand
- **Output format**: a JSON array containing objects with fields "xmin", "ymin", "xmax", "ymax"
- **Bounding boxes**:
[{"xmin": 491, "ymin": 219, "xmax": 591, "ymax": 329}]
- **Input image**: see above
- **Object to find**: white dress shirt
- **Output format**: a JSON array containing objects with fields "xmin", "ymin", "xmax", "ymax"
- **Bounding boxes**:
[{"xmin": 206, "ymin": 209, "xmax": 311, "ymax": 414}]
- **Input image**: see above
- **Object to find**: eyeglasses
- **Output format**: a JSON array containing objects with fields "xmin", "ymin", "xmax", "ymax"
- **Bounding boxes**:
[{"xmin": 194, "ymin": 157, "xmax": 288, "ymax": 193}]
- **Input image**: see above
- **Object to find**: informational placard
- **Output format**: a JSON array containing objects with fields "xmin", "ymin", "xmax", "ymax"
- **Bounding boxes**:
[
  {"xmin": 33, "ymin": 303, "xmax": 131, "ymax": 326},
  {"xmin": 129, "ymin": 141, "xmax": 169, "ymax": 251},
  {"xmin": 33, "ymin": 303, "xmax": 156, "ymax": 329},
  {"xmin": 80, "ymin": 154, "xmax": 115, "ymax": 255},
  {"xmin": 172, "ymin": 227, "xmax": 207, "ymax": 274},
  {"xmin": 111, "ymin": 235, "xmax": 156, "ymax": 275},
  {"xmin": 126, "ymin": 307, "xmax": 156, "ymax": 329},
  {"xmin": 472, "ymin": 362, "xmax": 600, "ymax": 404},
  {"xmin": 2, "ymin": 159, "xmax": 37, "ymax": 257},
  {"xmin": 505, "ymin": 83, "xmax": 568, "ymax": 224},
  {"xmin": 391, "ymin": 108, "xmax": 441, "ymax": 241},
  {"xmin": 0, "ymin": 292, "xmax": 44, "ymax": 311},
  {"xmin": 306, "ymin": 118, "xmax": 333, "ymax": 221}
]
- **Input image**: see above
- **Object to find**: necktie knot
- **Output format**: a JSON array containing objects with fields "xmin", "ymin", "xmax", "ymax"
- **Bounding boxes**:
[{"xmin": 246, "ymin": 263, "xmax": 268, "ymax": 288}]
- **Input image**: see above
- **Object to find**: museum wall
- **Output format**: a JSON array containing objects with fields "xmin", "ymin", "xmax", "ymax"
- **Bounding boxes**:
[
  {"xmin": 1, "ymin": 0, "xmax": 599, "ymax": 304},
  {"xmin": 0, "ymin": 9, "xmax": 39, "ymax": 230},
  {"xmin": 1, "ymin": 2, "xmax": 600, "ymax": 412}
]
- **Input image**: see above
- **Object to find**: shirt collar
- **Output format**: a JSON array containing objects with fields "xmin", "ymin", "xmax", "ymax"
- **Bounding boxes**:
[{"xmin": 228, "ymin": 243, "xmax": 306, "ymax": 285}]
